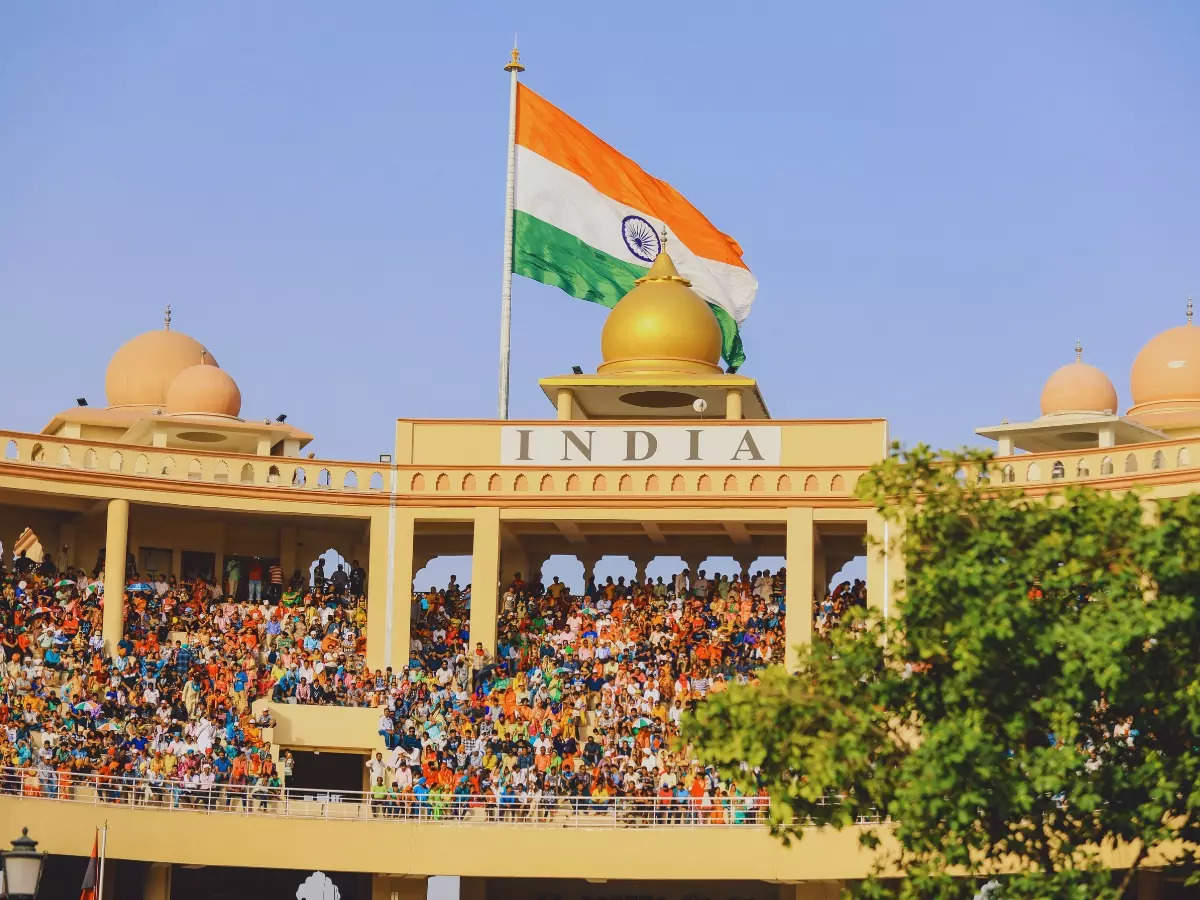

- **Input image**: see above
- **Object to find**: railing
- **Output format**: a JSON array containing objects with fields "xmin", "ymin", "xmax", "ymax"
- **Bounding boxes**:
[{"xmin": 0, "ymin": 766, "xmax": 781, "ymax": 828}]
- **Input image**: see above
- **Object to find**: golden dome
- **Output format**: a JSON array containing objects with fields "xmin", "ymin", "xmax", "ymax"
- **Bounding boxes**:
[
  {"xmin": 598, "ymin": 251, "xmax": 722, "ymax": 375},
  {"xmin": 165, "ymin": 357, "xmax": 241, "ymax": 417},
  {"xmin": 1127, "ymin": 302, "xmax": 1200, "ymax": 431},
  {"xmin": 1039, "ymin": 343, "xmax": 1117, "ymax": 416},
  {"xmin": 105, "ymin": 320, "xmax": 218, "ymax": 408}
]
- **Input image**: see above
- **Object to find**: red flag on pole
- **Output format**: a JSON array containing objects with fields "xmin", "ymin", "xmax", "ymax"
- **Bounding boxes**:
[{"xmin": 80, "ymin": 831, "xmax": 98, "ymax": 900}]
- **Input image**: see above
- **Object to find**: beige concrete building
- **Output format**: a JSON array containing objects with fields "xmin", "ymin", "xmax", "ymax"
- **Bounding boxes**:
[{"xmin": 3, "ymin": 261, "xmax": 1199, "ymax": 899}]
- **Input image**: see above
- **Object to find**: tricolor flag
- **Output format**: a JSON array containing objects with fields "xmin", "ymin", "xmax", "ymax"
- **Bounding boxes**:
[
  {"xmin": 511, "ymin": 85, "xmax": 755, "ymax": 368},
  {"xmin": 80, "ymin": 831, "xmax": 98, "ymax": 900}
]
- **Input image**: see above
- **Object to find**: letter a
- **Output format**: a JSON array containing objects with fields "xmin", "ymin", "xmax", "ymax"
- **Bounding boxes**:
[{"xmin": 731, "ymin": 430, "xmax": 764, "ymax": 462}]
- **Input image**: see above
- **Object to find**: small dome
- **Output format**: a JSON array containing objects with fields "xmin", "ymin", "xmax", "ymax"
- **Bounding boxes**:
[
  {"xmin": 105, "ymin": 327, "xmax": 217, "ymax": 407},
  {"xmin": 165, "ymin": 358, "xmax": 241, "ymax": 417},
  {"xmin": 1130, "ymin": 320, "xmax": 1200, "ymax": 407},
  {"xmin": 1040, "ymin": 344, "xmax": 1117, "ymax": 415},
  {"xmin": 598, "ymin": 251, "xmax": 722, "ymax": 375}
]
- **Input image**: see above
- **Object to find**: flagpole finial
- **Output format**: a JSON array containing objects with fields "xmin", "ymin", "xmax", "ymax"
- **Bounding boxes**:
[
  {"xmin": 164, "ymin": 304, "xmax": 172, "ymax": 330},
  {"xmin": 1074, "ymin": 339, "xmax": 1082, "ymax": 362},
  {"xmin": 1188, "ymin": 297, "xmax": 1194, "ymax": 325},
  {"xmin": 504, "ymin": 45, "xmax": 525, "ymax": 73}
]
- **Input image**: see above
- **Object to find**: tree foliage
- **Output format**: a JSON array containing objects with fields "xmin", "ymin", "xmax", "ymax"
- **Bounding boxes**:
[{"xmin": 684, "ymin": 445, "xmax": 1200, "ymax": 899}]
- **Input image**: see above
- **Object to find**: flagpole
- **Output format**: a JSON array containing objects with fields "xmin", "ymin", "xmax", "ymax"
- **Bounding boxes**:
[
  {"xmin": 97, "ymin": 822, "xmax": 108, "ymax": 900},
  {"xmin": 498, "ymin": 43, "xmax": 524, "ymax": 420}
]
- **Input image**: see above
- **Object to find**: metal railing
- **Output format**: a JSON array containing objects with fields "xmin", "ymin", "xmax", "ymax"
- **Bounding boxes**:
[{"xmin": 0, "ymin": 766, "xmax": 776, "ymax": 828}]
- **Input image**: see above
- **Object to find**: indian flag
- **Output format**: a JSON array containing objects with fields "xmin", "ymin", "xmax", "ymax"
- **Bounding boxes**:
[{"xmin": 512, "ymin": 85, "xmax": 756, "ymax": 368}]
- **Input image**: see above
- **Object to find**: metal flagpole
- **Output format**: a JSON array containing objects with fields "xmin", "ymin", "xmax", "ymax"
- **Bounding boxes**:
[
  {"xmin": 498, "ymin": 42, "xmax": 524, "ymax": 419},
  {"xmin": 97, "ymin": 821, "xmax": 108, "ymax": 900}
]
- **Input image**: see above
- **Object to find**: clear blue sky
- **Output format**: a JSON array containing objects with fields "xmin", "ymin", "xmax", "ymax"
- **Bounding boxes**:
[{"xmin": 3, "ymin": 1, "xmax": 1197, "ymax": 458}]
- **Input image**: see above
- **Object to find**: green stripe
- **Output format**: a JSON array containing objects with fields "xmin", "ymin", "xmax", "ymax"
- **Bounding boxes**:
[{"xmin": 513, "ymin": 211, "xmax": 745, "ymax": 369}]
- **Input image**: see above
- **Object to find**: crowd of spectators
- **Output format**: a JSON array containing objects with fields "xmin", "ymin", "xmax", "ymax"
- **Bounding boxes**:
[{"xmin": 2, "ymin": 542, "xmax": 844, "ymax": 823}]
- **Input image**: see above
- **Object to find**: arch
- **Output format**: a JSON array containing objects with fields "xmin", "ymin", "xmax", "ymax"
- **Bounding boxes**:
[
  {"xmin": 317, "ymin": 468, "xmax": 332, "ymax": 488},
  {"xmin": 82, "ymin": 448, "xmax": 97, "ymax": 469},
  {"xmin": 671, "ymin": 474, "xmax": 685, "ymax": 492},
  {"xmin": 292, "ymin": 466, "xmax": 307, "ymax": 487},
  {"xmin": 108, "ymin": 450, "xmax": 124, "ymax": 473},
  {"xmin": 30, "ymin": 443, "xmax": 45, "ymax": 463},
  {"xmin": 1178, "ymin": 447, "xmax": 1191, "ymax": 467},
  {"xmin": 1100, "ymin": 456, "xmax": 1114, "ymax": 476},
  {"xmin": 618, "ymin": 474, "xmax": 633, "ymax": 492},
  {"xmin": 343, "ymin": 470, "xmax": 359, "ymax": 490},
  {"xmin": 697, "ymin": 474, "xmax": 711, "ymax": 491},
  {"xmin": 266, "ymin": 464, "xmax": 280, "ymax": 484},
  {"xmin": 411, "ymin": 473, "xmax": 426, "ymax": 491},
  {"xmin": 435, "ymin": 472, "xmax": 451, "ymax": 491},
  {"xmin": 157, "ymin": 456, "xmax": 176, "ymax": 477},
  {"xmin": 566, "ymin": 473, "xmax": 581, "ymax": 492},
  {"xmin": 722, "ymin": 474, "xmax": 738, "ymax": 492},
  {"xmin": 748, "ymin": 474, "xmax": 764, "ymax": 491},
  {"xmin": 776, "ymin": 474, "xmax": 791, "ymax": 492},
  {"xmin": 645, "ymin": 474, "xmax": 660, "ymax": 491},
  {"xmin": 830, "ymin": 474, "xmax": 845, "ymax": 492},
  {"xmin": 187, "ymin": 458, "xmax": 203, "ymax": 481},
  {"xmin": 239, "ymin": 462, "xmax": 254, "ymax": 484},
  {"xmin": 1152, "ymin": 450, "xmax": 1166, "ymax": 470},
  {"xmin": 803, "ymin": 474, "xmax": 818, "ymax": 492},
  {"xmin": 135, "ymin": 454, "xmax": 150, "ymax": 476},
  {"xmin": 1124, "ymin": 453, "xmax": 1138, "ymax": 474},
  {"xmin": 57, "ymin": 445, "xmax": 71, "ymax": 467},
  {"xmin": 3, "ymin": 440, "xmax": 16, "ymax": 460},
  {"xmin": 488, "ymin": 473, "xmax": 502, "ymax": 491},
  {"xmin": 212, "ymin": 459, "xmax": 229, "ymax": 482},
  {"xmin": 513, "ymin": 473, "xmax": 529, "ymax": 491},
  {"xmin": 1001, "ymin": 464, "xmax": 1015, "ymax": 484},
  {"xmin": 369, "ymin": 471, "xmax": 384, "ymax": 491},
  {"xmin": 1026, "ymin": 462, "xmax": 1041, "ymax": 481},
  {"xmin": 1074, "ymin": 459, "xmax": 1090, "ymax": 478},
  {"xmin": 539, "ymin": 474, "xmax": 555, "ymax": 492},
  {"xmin": 1051, "ymin": 460, "xmax": 1065, "ymax": 480},
  {"xmin": 461, "ymin": 473, "xmax": 477, "ymax": 491},
  {"xmin": 592, "ymin": 473, "xmax": 607, "ymax": 491},
  {"xmin": 309, "ymin": 547, "xmax": 348, "ymax": 588}
]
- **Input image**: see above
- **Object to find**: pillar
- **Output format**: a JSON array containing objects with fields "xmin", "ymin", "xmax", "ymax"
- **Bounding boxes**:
[
  {"xmin": 813, "ymin": 537, "xmax": 828, "ymax": 604},
  {"xmin": 784, "ymin": 506, "xmax": 815, "ymax": 671},
  {"xmin": 279, "ymin": 524, "xmax": 298, "ymax": 580},
  {"xmin": 633, "ymin": 555, "xmax": 650, "ymax": 587},
  {"xmin": 725, "ymin": 387, "xmax": 743, "ymax": 420},
  {"xmin": 865, "ymin": 511, "xmax": 888, "ymax": 618},
  {"xmin": 371, "ymin": 875, "xmax": 428, "ymax": 900},
  {"xmin": 170, "ymin": 548, "xmax": 183, "ymax": 581},
  {"xmin": 143, "ymin": 862, "xmax": 171, "ymax": 900},
  {"xmin": 470, "ymin": 507, "xmax": 501, "ymax": 657},
  {"xmin": 367, "ymin": 509, "xmax": 414, "ymax": 674},
  {"xmin": 580, "ymin": 554, "xmax": 598, "ymax": 593},
  {"xmin": 556, "ymin": 387, "xmax": 576, "ymax": 420},
  {"xmin": 736, "ymin": 556, "xmax": 752, "ymax": 582},
  {"xmin": 102, "ymin": 499, "xmax": 129, "ymax": 658}
]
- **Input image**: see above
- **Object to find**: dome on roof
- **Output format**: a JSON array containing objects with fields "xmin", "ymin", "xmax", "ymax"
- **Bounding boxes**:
[
  {"xmin": 1039, "ymin": 344, "xmax": 1117, "ymax": 416},
  {"xmin": 1127, "ymin": 304, "xmax": 1200, "ymax": 432},
  {"xmin": 105, "ymin": 324, "xmax": 217, "ymax": 408},
  {"xmin": 165, "ymin": 358, "xmax": 241, "ymax": 418},
  {"xmin": 598, "ymin": 251, "xmax": 722, "ymax": 375}
]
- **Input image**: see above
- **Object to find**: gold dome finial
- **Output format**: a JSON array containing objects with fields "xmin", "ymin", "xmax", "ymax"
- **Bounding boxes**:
[
  {"xmin": 164, "ymin": 304, "xmax": 172, "ymax": 330},
  {"xmin": 1074, "ymin": 340, "xmax": 1082, "ymax": 362}
]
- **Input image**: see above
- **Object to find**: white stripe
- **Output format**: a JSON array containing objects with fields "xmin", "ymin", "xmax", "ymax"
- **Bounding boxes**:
[{"xmin": 515, "ymin": 147, "xmax": 757, "ymax": 324}]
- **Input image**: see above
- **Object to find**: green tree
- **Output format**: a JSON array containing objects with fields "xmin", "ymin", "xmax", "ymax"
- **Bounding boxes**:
[{"xmin": 685, "ymin": 445, "xmax": 1200, "ymax": 899}]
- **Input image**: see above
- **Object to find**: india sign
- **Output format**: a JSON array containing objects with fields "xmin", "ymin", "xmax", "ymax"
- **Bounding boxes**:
[{"xmin": 500, "ymin": 425, "xmax": 782, "ymax": 467}]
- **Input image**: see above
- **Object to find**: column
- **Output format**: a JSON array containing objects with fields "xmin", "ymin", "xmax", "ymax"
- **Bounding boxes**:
[
  {"xmin": 142, "ymin": 863, "xmax": 172, "ymax": 900},
  {"xmin": 813, "ymin": 536, "xmax": 828, "ymax": 604},
  {"xmin": 580, "ymin": 554, "xmax": 598, "ymax": 593},
  {"xmin": 725, "ymin": 387, "xmax": 743, "ymax": 420},
  {"xmin": 555, "ymin": 388, "xmax": 576, "ymax": 420},
  {"xmin": 102, "ymin": 499, "xmax": 129, "ymax": 658},
  {"xmin": 633, "ymin": 555, "xmax": 650, "ymax": 587},
  {"xmin": 367, "ymin": 508, "xmax": 414, "ymax": 674},
  {"xmin": 371, "ymin": 875, "xmax": 428, "ymax": 900},
  {"xmin": 784, "ymin": 506, "xmax": 814, "ymax": 672},
  {"xmin": 279, "ymin": 524, "xmax": 298, "ymax": 580},
  {"xmin": 736, "ymin": 556, "xmax": 752, "ymax": 582},
  {"xmin": 865, "ymin": 511, "xmax": 888, "ymax": 618},
  {"xmin": 170, "ymin": 548, "xmax": 183, "ymax": 581},
  {"xmin": 470, "ymin": 507, "xmax": 501, "ymax": 656}
]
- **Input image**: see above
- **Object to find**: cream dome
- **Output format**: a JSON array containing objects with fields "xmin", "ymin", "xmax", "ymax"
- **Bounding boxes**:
[
  {"xmin": 105, "ymin": 327, "xmax": 217, "ymax": 407},
  {"xmin": 1040, "ymin": 344, "xmax": 1117, "ymax": 416},
  {"xmin": 165, "ymin": 359, "xmax": 241, "ymax": 417},
  {"xmin": 1127, "ymin": 302, "xmax": 1200, "ymax": 432}
]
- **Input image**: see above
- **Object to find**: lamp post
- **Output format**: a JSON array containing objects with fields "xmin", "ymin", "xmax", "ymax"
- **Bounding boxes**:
[{"xmin": 1, "ymin": 828, "xmax": 45, "ymax": 900}]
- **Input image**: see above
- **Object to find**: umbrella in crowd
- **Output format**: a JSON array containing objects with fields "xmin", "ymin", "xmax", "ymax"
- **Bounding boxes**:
[
  {"xmin": 128, "ymin": 582, "xmax": 153, "ymax": 592},
  {"xmin": 55, "ymin": 578, "xmax": 75, "ymax": 587}
]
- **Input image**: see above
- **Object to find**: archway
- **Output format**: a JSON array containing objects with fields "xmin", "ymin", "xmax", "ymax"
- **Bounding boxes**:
[
  {"xmin": 540, "ymin": 554, "xmax": 585, "ymax": 594},
  {"xmin": 308, "ymin": 547, "xmax": 348, "ymax": 590}
]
